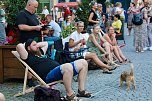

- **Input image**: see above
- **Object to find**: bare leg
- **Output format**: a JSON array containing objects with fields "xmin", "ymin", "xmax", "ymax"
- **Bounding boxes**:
[
  {"xmin": 103, "ymin": 43, "xmax": 113, "ymax": 62},
  {"xmin": 113, "ymin": 46, "xmax": 123, "ymax": 62},
  {"xmin": 116, "ymin": 46, "xmax": 126, "ymax": 61},
  {"xmin": 85, "ymin": 52, "xmax": 111, "ymax": 70},
  {"xmin": 61, "ymin": 63, "xmax": 74, "ymax": 96},
  {"xmin": 75, "ymin": 59, "xmax": 88, "ymax": 91},
  {"xmin": 128, "ymin": 28, "xmax": 131, "ymax": 36}
]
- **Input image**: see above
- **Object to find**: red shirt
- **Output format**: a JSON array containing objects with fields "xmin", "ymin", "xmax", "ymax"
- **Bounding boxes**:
[{"xmin": 64, "ymin": 9, "xmax": 71, "ymax": 19}]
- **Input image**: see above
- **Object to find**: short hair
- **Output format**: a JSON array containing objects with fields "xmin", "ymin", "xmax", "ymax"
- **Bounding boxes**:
[
  {"xmin": 27, "ymin": 0, "xmax": 37, "ymax": 4},
  {"xmin": 46, "ymin": 14, "xmax": 53, "ymax": 18},
  {"xmin": 76, "ymin": 21, "xmax": 84, "ymax": 26},
  {"xmin": 114, "ymin": 14, "xmax": 120, "ymax": 19}
]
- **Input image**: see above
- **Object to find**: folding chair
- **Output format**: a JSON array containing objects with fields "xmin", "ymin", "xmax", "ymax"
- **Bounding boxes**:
[
  {"xmin": 11, "ymin": 51, "xmax": 62, "ymax": 97},
  {"xmin": 53, "ymin": 39, "xmax": 88, "ymax": 64}
]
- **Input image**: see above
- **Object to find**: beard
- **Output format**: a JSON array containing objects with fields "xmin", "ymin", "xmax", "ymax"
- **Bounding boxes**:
[{"xmin": 29, "ymin": 48, "xmax": 42, "ymax": 56}]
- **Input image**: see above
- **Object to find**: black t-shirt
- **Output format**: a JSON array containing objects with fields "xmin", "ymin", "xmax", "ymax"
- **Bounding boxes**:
[
  {"xmin": 16, "ymin": 9, "xmax": 41, "ymax": 43},
  {"xmin": 24, "ymin": 51, "xmax": 60, "ymax": 81},
  {"xmin": 88, "ymin": 9, "xmax": 98, "ymax": 26}
]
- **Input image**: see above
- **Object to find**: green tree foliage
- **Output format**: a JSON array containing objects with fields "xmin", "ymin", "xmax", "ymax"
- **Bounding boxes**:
[
  {"xmin": 5, "ymin": 0, "xmax": 27, "ymax": 28},
  {"xmin": 61, "ymin": 23, "xmax": 76, "ymax": 38},
  {"xmin": 75, "ymin": 0, "xmax": 92, "ymax": 29}
]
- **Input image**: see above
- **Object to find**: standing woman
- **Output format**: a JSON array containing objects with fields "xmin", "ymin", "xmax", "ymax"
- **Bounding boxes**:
[
  {"xmin": 0, "ymin": 5, "xmax": 6, "ymax": 45},
  {"xmin": 87, "ymin": 1, "xmax": 99, "ymax": 34},
  {"xmin": 131, "ymin": 1, "xmax": 149, "ymax": 52},
  {"xmin": 127, "ymin": 2, "xmax": 135, "ymax": 36},
  {"xmin": 115, "ymin": 2, "xmax": 125, "ymax": 20},
  {"xmin": 96, "ymin": 3, "xmax": 103, "ymax": 30}
]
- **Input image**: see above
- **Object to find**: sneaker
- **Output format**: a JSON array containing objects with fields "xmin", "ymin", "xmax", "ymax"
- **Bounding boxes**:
[
  {"xmin": 27, "ymin": 79, "xmax": 39, "ymax": 87},
  {"xmin": 149, "ymin": 47, "xmax": 152, "ymax": 51},
  {"xmin": 143, "ymin": 47, "xmax": 148, "ymax": 51}
]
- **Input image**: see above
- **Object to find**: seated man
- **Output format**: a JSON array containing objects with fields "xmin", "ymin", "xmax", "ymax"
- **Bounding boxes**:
[
  {"xmin": 68, "ymin": 21, "xmax": 116, "ymax": 74},
  {"xmin": 45, "ymin": 14, "xmax": 62, "ymax": 37},
  {"xmin": 16, "ymin": 39, "xmax": 91, "ymax": 100}
]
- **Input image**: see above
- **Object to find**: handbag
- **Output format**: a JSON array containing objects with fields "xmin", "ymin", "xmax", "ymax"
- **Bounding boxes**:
[{"xmin": 34, "ymin": 86, "xmax": 61, "ymax": 101}]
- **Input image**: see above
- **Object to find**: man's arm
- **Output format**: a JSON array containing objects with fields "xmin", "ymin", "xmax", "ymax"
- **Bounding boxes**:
[
  {"xmin": 18, "ymin": 24, "xmax": 42, "ymax": 31},
  {"xmin": 68, "ymin": 38, "xmax": 81, "ymax": 48},
  {"xmin": 37, "ymin": 42, "xmax": 48, "ymax": 55},
  {"xmin": 16, "ymin": 11, "xmax": 42, "ymax": 31},
  {"xmin": 16, "ymin": 43, "xmax": 28, "ymax": 60}
]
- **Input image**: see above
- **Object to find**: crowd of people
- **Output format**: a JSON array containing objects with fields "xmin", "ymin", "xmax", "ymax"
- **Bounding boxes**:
[{"xmin": 0, "ymin": 0, "xmax": 152, "ymax": 100}]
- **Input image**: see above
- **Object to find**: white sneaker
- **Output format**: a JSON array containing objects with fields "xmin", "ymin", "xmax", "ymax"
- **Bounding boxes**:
[
  {"xmin": 143, "ymin": 47, "xmax": 148, "ymax": 51},
  {"xmin": 149, "ymin": 47, "xmax": 152, "ymax": 51}
]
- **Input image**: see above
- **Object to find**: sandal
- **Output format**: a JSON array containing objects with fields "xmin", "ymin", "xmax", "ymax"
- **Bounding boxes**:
[
  {"xmin": 124, "ymin": 59, "xmax": 131, "ymax": 64},
  {"xmin": 64, "ymin": 93, "xmax": 80, "ymax": 101},
  {"xmin": 77, "ymin": 89, "xmax": 91, "ymax": 98},
  {"xmin": 109, "ymin": 65, "xmax": 117, "ymax": 71},
  {"xmin": 118, "ymin": 61, "xmax": 125, "ymax": 65},
  {"xmin": 110, "ymin": 62, "xmax": 120, "ymax": 67},
  {"xmin": 102, "ymin": 68, "xmax": 113, "ymax": 74}
]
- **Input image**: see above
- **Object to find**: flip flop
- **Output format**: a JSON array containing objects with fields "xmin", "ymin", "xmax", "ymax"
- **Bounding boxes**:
[{"xmin": 102, "ymin": 68, "xmax": 113, "ymax": 74}]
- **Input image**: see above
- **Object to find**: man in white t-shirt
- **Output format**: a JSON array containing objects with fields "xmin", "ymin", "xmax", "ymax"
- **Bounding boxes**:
[
  {"xmin": 42, "ymin": 6, "xmax": 49, "ymax": 16},
  {"xmin": 46, "ymin": 15, "xmax": 61, "ymax": 37},
  {"xmin": 68, "ymin": 21, "xmax": 116, "ymax": 73}
]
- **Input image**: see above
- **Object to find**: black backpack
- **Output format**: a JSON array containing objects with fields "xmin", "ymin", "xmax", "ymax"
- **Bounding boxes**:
[
  {"xmin": 132, "ymin": 12, "xmax": 143, "ymax": 25},
  {"xmin": 34, "ymin": 86, "xmax": 61, "ymax": 101}
]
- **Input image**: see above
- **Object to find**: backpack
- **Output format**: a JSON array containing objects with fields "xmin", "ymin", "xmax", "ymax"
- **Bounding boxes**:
[
  {"xmin": 132, "ymin": 13, "xmax": 143, "ymax": 25},
  {"xmin": 34, "ymin": 86, "xmax": 61, "ymax": 101}
]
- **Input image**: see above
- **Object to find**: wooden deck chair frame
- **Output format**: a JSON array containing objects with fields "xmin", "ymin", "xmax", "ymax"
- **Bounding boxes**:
[{"xmin": 11, "ymin": 51, "xmax": 62, "ymax": 97}]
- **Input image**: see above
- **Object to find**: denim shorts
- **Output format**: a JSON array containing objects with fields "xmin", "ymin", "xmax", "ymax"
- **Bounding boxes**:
[{"xmin": 45, "ymin": 62, "xmax": 78, "ymax": 83}]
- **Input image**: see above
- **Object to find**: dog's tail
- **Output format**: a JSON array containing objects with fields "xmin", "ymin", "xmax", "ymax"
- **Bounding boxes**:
[{"xmin": 130, "ymin": 63, "xmax": 134, "ymax": 76}]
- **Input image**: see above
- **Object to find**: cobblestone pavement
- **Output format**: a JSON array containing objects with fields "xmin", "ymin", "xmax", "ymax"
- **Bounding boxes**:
[{"xmin": 1, "ymin": 24, "xmax": 152, "ymax": 101}]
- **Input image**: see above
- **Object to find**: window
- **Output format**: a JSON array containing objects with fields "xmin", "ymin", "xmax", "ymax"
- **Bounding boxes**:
[
  {"xmin": 70, "ymin": 0, "xmax": 76, "ymax": 2},
  {"xmin": 58, "ymin": 0, "xmax": 65, "ymax": 2}
]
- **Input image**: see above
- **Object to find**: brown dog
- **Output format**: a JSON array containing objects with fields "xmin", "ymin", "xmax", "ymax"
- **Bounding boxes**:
[{"xmin": 119, "ymin": 63, "xmax": 136, "ymax": 91}]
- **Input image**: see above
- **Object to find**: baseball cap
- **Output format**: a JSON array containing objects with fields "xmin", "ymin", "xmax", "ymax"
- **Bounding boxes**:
[{"xmin": 25, "ymin": 39, "xmax": 34, "ymax": 51}]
